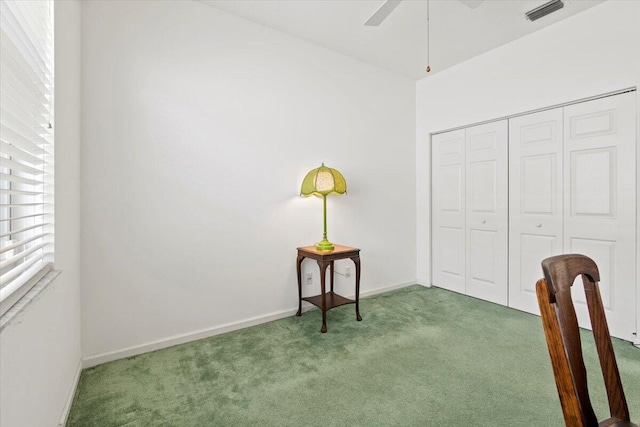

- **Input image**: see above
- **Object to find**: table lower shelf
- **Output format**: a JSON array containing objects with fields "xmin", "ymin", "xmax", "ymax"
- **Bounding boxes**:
[{"xmin": 302, "ymin": 291, "xmax": 355, "ymax": 311}]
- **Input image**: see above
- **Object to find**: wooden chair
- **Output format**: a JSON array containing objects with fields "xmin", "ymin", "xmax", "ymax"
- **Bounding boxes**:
[{"xmin": 536, "ymin": 254, "xmax": 637, "ymax": 427}]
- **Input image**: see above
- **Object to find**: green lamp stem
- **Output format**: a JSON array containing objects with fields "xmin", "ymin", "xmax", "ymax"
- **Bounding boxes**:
[
  {"xmin": 323, "ymin": 194, "xmax": 327, "ymax": 240},
  {"xmin": 316, "ymin": 194, "xmax": 334, "ymax": 251}
]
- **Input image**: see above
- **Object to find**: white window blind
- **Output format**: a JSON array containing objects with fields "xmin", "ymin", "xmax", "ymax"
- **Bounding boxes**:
[{"xmin": 0, "ymin": 0, "xmax": 54, "ymax": 316}]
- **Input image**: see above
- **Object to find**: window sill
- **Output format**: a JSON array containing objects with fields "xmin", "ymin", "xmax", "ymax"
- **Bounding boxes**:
[{"xmin": 0, "ymin": 269, "xmax": 61, "ymax": 332}]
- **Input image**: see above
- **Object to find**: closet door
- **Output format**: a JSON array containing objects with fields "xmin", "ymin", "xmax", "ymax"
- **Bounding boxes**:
[
  {"xmin": 432, "ymin": 129, "xmax": 466, "ymax": 294},
  {"xmin": 466, "ymin": 121, "xmax": 508, "ymax": 305},
  {"xmin": 564, "ymin": 92, "xmax": 636, "ymax": 341},
  {"xmin": 508, "ymin": 109, "xmax": 563, "ymax": 314}
]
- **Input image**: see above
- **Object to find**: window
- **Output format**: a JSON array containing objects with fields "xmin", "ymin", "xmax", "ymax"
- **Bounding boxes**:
[{"xmin": 0, "ymin": 0, "xmax": 54, "ymax": 316}]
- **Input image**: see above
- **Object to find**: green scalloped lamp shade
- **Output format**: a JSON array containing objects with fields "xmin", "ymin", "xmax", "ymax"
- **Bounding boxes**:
[
  {"xmin": 300, "ymin": 163, "xmax": 346, "ymax": 251},
  {"xmin": 300, "ymin": 163, "xmax": 347, "ymax": 197}
]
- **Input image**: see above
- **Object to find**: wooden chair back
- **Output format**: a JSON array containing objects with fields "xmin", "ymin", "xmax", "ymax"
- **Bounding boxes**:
[{"xmin": 536, "ymin": 254, "xmax": 636, "ymax": 427}]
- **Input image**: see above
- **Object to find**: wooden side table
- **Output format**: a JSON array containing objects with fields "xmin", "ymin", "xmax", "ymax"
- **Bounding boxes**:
[{"xmin": 296, "ymin": 244, "xmax": 361, "ymax": 333}]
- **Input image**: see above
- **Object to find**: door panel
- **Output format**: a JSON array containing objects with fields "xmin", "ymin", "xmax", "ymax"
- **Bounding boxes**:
[
  {"xmin": 569, "ymin": 237, "xmax": 615, "ymax": 310},
  {"xmin": 519, "ymin": 234, "xmax": 556, "ymax": 297},
  {"xmin": 522, "ymin": 155, "xmax": 555, "ymax": 214},
  {"xmin": 469, "ymin": 229, "xmax": 496, "ymax": 283},
  {"xmin": 469, "ymin": 160, "xmax": 497, "ymax": 213},
  {"xmin": 466, "ymin": 121, "xmax": 508, "ymax": 305},
  {"xmin": 564, "ymin": 92, "xmax": 636, "ymax": 341},
  {"xmin": 509, "ymin": 108, "xmax": 563, "ymax": 314},
  {"xmin": 432, "ymin": 129, "xmax": 466, "ymax": 293},
  {"xmin": 570, "ymin": 147, "xmax": 615, "ymax": 216},
  {"xmin": 439, "ymin": 165, "xmax": 463, "ymax": 211},
  {"xmin": 439, "ymin": 227, "xmax": 464, "ymax": 278}
]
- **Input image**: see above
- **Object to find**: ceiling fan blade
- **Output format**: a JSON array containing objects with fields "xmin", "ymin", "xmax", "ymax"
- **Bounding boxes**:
[
  {"xmin": 364, "ymin": 0, "xmax": 403, "ymax": 26},
  {"xmin": 458, "ymin": 0, "xmax": 484, "ymax": 9}
]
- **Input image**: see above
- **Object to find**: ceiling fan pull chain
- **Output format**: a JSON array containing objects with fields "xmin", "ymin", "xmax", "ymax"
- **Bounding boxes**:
[{"xmin": 426, "ymin": 0, "xmax": 431, "ymax": 73}]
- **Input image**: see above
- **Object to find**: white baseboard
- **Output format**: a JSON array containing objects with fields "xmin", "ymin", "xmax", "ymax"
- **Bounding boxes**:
[
  {"xmin": 415, "ymin": 280, "xmax": 432, "ymax": 288},
  {"xmin": 358, "ymin": 281, "xmax": 418, "ymax": 298},
  {"xmin": 58, "ymin": 357, "xmax": 82, "ymax": 427},
  {"xmin": 82, "ymin": 307, "xmax": 302, "ymax": 368},
  {"xmin": 82, "ymin": 281, "xmax": 418, "ymax": 369}
]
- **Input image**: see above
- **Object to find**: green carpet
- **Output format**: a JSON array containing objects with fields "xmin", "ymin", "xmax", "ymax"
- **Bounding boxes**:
[{"xmin": 67, "ymin": 286, "xmax": 640, "ymax": 426}]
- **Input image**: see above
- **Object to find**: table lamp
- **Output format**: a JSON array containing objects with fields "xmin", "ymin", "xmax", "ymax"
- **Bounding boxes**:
[{"xmin": 300, "ymin": 163, "xmax": 346, "ymax": 251}]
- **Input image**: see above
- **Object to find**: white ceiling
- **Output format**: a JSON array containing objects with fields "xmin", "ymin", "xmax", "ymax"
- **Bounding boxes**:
[{"xmin": 201, "ymin": 0, "xmax": 605, "ymax": 81}]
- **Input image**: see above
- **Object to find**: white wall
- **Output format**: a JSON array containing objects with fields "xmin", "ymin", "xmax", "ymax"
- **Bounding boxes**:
[
  {"xmin": 0, "ymin": 1, "xmax": 83, "ymax": 426},
  {"xmin": 81, "ymin": 0, "xmax": 416, "ymax": 363},
  {"xmin": 416, "ymin": 0, "xmax": 640, "ymax": 290}
]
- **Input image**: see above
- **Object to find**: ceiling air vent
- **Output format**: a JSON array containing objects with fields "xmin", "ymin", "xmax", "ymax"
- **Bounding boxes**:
[{"xmin": 525, "ymin": 0, "xmax": 564, "ymax": 22}]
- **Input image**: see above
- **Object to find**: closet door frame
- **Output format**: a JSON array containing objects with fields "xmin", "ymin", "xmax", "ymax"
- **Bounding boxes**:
[
  {"xmin": 636, "ymin": 89, "xmax": 640, "ymax": 348},
  {"xmin": 429, "ymin": 88, "xmax": 638, "ymax": 345}
]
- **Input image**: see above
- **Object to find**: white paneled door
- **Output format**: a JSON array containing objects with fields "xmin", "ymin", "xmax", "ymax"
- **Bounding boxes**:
[
  {"xmin": 563, "ymin": 92, "xmax": 636, "ymax": 341},
  {"xmin": 432, "ymin": 129, "xmax": 466, "ymax": 294},
  {"xmin": 465, "ymin": 121, "xmax": 508, "ymax": 305},
  {"xmin": 509, "ymin": 109, "xmax": 564, "ymax": 314}
]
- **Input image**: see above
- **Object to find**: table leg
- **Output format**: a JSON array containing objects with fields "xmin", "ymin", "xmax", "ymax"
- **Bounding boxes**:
[
  {"xmin": 329, "ymin": 260, "xmax": 334, "ymax": 293},
  {"xmin": 352, "ymin": 255, "xmax": 362, "ymax": 321},
  {"xmin": 296, "ymin": 254, "xmax": 305, "ymax": 316},
  {"xmin": 318, "ymin": 260, "xmax": 329, "ymax": 333}
]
